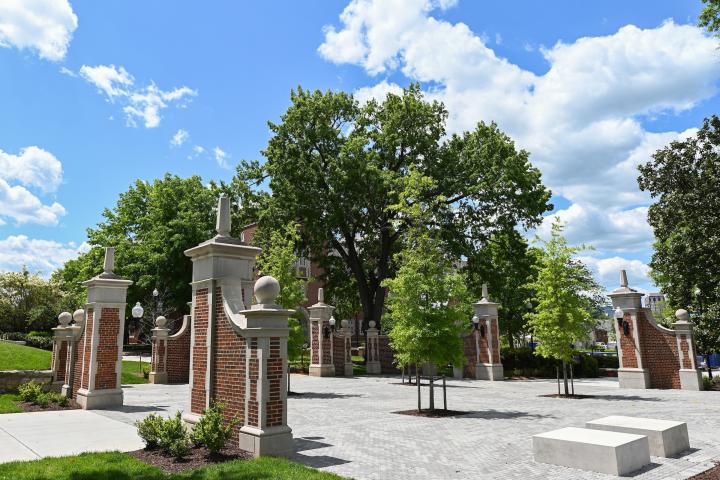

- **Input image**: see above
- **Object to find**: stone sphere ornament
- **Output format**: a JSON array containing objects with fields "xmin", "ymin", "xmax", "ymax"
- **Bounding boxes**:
[
  {"xmin": 73, "ymin": 309, "xmax": 86, "ymax": 325},
  {"xmin": 368, "ymin": 320, "xmax": 376, "ymax": 329},
  {"xmin": 254, "ymin": 275, "xmax": 280, "ymax": 304},
  {"xmin": 58, "ymin": 311, "xmax": 72, "ymax": 327},
  {"xmin": 155, "ymin": 316, "xmax": 168, "ymax": 328},
  {"xmin": 341, "ymin": 319, "xmax": 349, "ymax": 329},
  {"xmin": 675, "ymin": 309, "xmax": 690, "ymax": 322}
]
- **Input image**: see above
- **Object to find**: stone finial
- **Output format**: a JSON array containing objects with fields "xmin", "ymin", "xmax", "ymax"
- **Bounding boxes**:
[
  {"xmin": 341, "ymin": 319, "xmax": 349, "ymax": 329},
  {"xmin": 155, "ymin": 316, "xmax": 168, "ymax": 328},
  {"xmin": 620, "ymin": 269, "xmax": 628, "ymax": 288},
  {"xmin": 317, "ymin": 287, "xmax": 324, "ymax": 304},
  {"xmin": 368, "ymin": 320, "xmax": 376, "ymax": 329},
  {"xmin": 73, "ymin": 309, "xmax": 86, "ymax": 325},
  {"xmin": 103, "ymin": 247, "xmax": 115, "ymax": 274},
  {"xmin": 216, "ymin": 194, "xmax": 231, "ymax": 237},
  {"xmin": 481, "ymin": 283, "xmax": 489, "ymax": 301},
  {"xmin": 255, "ymin": 275, "xmax": 280, "ymax": 304},
  {"xmin": 58, "ymin": 311, "xmax": 72, "ymax": 327},
  {"xmin": 675, "ymin": 309, "xmax": 690, "ymax": 323}
]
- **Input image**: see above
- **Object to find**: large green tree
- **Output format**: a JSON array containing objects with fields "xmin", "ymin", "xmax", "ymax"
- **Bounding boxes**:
[
  {"xmin": 0, "ymin": 268, "xmax": 65, "ymax": 333},
  {"xmin": 526, "ymin": 220, "xmax": 601, "ymax": 396},
  {"xmin": 638, "ymin": 115, "xmax": 720, "ymax": 359},
  {"xmin": 235, "ymin": 84, "xmax": 551, "ymax": 330},
  {"xmin": 699, "ymin": 0, "xmax": 720, "ymax": 36},
  {"xmin": 52, "ymin": 174, "xmax": 248, "ymax": 331}
]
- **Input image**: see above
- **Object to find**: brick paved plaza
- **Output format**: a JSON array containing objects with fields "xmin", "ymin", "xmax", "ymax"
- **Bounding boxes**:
[{"xmin": 94, "ymin": 375, "xmax": 720, "ymax": 480}]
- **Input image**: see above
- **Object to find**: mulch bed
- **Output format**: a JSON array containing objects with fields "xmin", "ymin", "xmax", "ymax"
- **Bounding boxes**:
[
  {"xmin": 393, "ymin": 409, "xmax": 468, "ymax": 418},
  {"xmin": 128, "ymin": 446, "xmax": 252, "ymax": 474},
  {"xmin": 689, "ymin": 462, "xmax": 720, "ymax": 479},
  {"xmin": 17, "ymin": 400, "xmax": 79, "ymax": 413},
  {"xmin": 538, "ymin": 394, "xmax": 594, "ymax": 399}
]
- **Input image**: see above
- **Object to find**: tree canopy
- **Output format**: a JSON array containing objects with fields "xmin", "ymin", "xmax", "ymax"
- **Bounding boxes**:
[
  {"xmin": 0, "ymin": 268, "xmax": 65, "ymax": 333},
  {"xmin": 234, "ymin": 84, "xmax": 551, "ymax": 329},
  {"xmin": 638, "ymin": 115, "xmax": 720, "ymax": 354}
]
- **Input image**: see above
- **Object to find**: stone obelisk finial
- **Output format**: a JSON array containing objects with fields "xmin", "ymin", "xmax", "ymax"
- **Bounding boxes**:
[
  {"xmin": 620, "ymin": 269, "xmax": 628, "ymax": 288},
  {"xmin": 103, "ymin": 247, "xmax": 115, "ymax": 274},
  {"xmin": 317, "ymin": 287, "xmax": 324, "ymax": 304},
  {"xmin": 481, "ymin": 283, "xmax": 489, "ymax": 302},
  {"xmin": 216, "ymin": 194, "xmax": 231, "ymax": 237}
]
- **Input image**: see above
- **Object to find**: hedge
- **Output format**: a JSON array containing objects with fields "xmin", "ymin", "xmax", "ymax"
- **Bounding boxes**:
[
  {"xmin": 0, "ymin": 332, "xmax": 54, "ymax": 351},
  {"xmin": 501, "ymin": 347, "xmax": 601, "ymax": 378}
]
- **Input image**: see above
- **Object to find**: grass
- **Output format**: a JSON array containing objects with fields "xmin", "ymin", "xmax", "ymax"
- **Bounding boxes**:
[
  {"xmin": 0, "ymin": 341, "xmax": 52, "ymax": 370},
  {"xmin": 0, "ymin": 451, "xmax": 345, "ymax": 480},
  {"xmin": 0, "ymin": 392, "xmax": 22, "ymax": 414},
  {"xmin": 121, "ymin": 360, "xmax": 149, "ymax": 385}
]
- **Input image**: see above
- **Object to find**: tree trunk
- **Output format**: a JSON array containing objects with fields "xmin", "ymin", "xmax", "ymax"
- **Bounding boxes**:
[
  {"xmin": 556, "ymin": 366, "xmax": 560, "ymax": 396},
  {"xmin": 442, "ymin": 375, "xmax": 447, "ymax": 411},
  {"xmin": 429, "ymin": 375, "xmax": 435, "ymax": 411},
  {"xmin": 287, "ymin": 371, "xmax": 291, "ymax": 393},
  {"xmin": 706, "ymin": 354, "xmax": 713, "ymax": 379},
  {"xmin": 417, "ymin": 368, "xmax": 421, "ymax": 412},
  {"xmin": 562, "ymin": 360, "xmax": 569, "ymax": 396}
]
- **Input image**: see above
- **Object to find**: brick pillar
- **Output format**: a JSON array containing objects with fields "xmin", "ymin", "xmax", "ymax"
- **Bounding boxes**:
[
  {"xmin": 149, "ymin": 316, "xmax": 169, "ymax": 384},
  {"xmin": 673, "ymin": 309, "xmax": 703, "ymax": 391},
  {"xmin": 75, "ymin": 247, "xmax": 132, "ymax": 409},
  {"xmin": 308, "ymin": 288, "xmax": 335, "ymax": 377},
  {"xmin": 608, "ymin": 270, "xmax": 650, "ymax": 389},
  {"xmin": 61, "ymin": 309, "xmax": 85, "ymax": 397},
  {"xmin": 366, "ymin": 322, "xmax": 381, "ymax": 374},
  {"xmin": 183, "ymin": 195, "xmax": 260, "ymax": 428},
  {"xmin": 342, "ymin": 319, "xmax": 353, "ymax": 376},
  {"xmin": 471, "ymin": 284, "xmax": 504, "ymax": 380},
  {"xmin": 51, "ymin": 312, "xmax": 73, "ymax": 388}
]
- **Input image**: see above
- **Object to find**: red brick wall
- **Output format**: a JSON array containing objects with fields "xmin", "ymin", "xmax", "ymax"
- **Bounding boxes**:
[
  {"xmin": 311, "ymin": 322, "xmax": 319, "ymax": 364},
  {"xmin": 619, "ymin": 314, "xmax": 639, "ymax": 369},
  {"xmin": 463, "ymin": 333, "xmax": 476, "ymax": 378},
  {"xmin": 191, "ymin": 289, "xmax": 208, "ymax": 415},
  {"xmin": 637, "ymin": 311, "xmax": 680, "ymax": 389},
  {"xmin": 265, "ymin": 337, "xmax": 284, "ymax": 427},
  {"xmin": 53, "ymin": 340, "xmax": 68, "ymax": 381},
  {"xmin": 167, "ymin": 317, "xmax": 191, "ymax": 384},
  {"xmin": 680, "ymin": 336, "xmax": 692, "ymax": 369},
  {"xmin": 152, "ymin": 339, "xmax": 165, "ymax": 373},
  {"xmin": 491, "ymin": 321, "xmax": 500, "ymax": 364},
  {"xmin": 333, "ymin": 333, "xmax": 345, "ymax": 375},
  {"xmin": 211, "ymin": 286, "xmax": 247, "ymax": 445},
  {"xmin": 247, "ymin": 338, "xmax": 259, "ymax": 429},
  {"xmin": 310, "ymin": 320, "xmax": 331, "ymax": 364},
  {"xmin": 478, "ymin": 320, "xmax": 490, "ymax": 364},
  {"xmin": 378, "ymin": 335, "xmax": 398, "ymax": 373},
  {"xmin": 95, "ymin": 308, "xmax": 120, "ymax": 390}
]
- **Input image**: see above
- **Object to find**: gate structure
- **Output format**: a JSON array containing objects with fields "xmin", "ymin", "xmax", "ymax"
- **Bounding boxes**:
[{"xmin": 460, "ymin": 284, "xmax": 504, "ymax": 380}]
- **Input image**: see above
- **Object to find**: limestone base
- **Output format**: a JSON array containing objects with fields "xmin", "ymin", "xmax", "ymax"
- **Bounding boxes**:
[
  {"xmin": 75, "ymin": 388, "xmax": 123, "ymax": 409},
  {"xmin": 344, "ymin": 363, "xmax": 353, "ymax": 377},
  {"xmin": 679, "ymin": 369, "xmax": 703, "ymax": 391},
  {"xmin": 182, "ymin": 411, "xmax": 202, "ymax": 427},
  {"xmin": 366, "ymin": 361, "xmax": 381, "ymax": 374},
  {"xmin": 586, "ymin": 415, "xmax": 690, "ymax": 457},
  {"xmin": 475, "ymin": 364, "xmax": 504, "ymax": 381},
  {"xmin": 149, "ymin": 371, "xmax": 168, "ymax": 384},
  {"xmin": 239, "ymin": 425, "xmax": 294, "ymax": 457},
  {"xmin": 618, "ymin": 368, "xmax": 650, "ymax": 389},
  {"xmin": 452, "ymin": 366, "xmax": 463, "ymax": 379},
  {"xmin": 309, "ymin": 364, "xmax": 335, "ymax": 377}
]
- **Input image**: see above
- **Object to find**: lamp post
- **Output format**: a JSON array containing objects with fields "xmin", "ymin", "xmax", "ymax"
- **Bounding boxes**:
[
  {"xmin": 614, "ymin": 307, "xmax": 629, "ymax": 336},
  {"xmin": 526, "ymin": 301, "xmax": 534, "ymax": 350},
  {"xmin": 131, "ymin": 302, "xmax": 144, "ymax": 370}
]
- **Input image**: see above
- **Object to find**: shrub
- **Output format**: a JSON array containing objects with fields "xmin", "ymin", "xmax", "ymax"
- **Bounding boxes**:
[
  {"xmin": 191, "ymin": 403, "xmax": 239, "ymax": 455},
  {"xmin": 1, "ymin": 332, "xmax": 27, "ymax": 341},
  {"xmin": 34, "ymin": 392, "xmax": 52, "ymax": 408},
  {"xmin": 25, "ymin": 335, "xmax": 53, "ymax": 350},
  {"xmin": 135, "ymin": 413, "xmax": 165, "ymax": 450},
  {"xmin": 595, "ymin": 355, "xmax": 619, "ymax": 369},
  {"xmin": 18, "ymin": 380, "xmax": 43, "ymax": 402},
  {"xmin": 578, "ymin": 355, "xmax": 599, "ymax": 378},
  {"xmin": 27, "ymin": 331, "xmax": 52, "ymax": 338},
  {"xmin": 158, "ymin": 412, "xmax": 191, "ymax": 458},
  {"xmin": 54, "ymin": 393, "xmax": 69, "ymax": 407}
]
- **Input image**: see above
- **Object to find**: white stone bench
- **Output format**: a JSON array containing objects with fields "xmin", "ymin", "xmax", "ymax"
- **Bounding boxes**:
[
  {"xmin": 533, "ymin": 427, "xmax": 650, "ymax": 476},
  {"xmin": 586, "ymin": 416, "xmax": 689, "ymax": 457}
]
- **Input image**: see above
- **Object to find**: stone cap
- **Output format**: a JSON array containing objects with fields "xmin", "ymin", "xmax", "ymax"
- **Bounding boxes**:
[
  {"xmin": 608, "ymin": 270, "xmax": 643, "ymax": 309},
  {"xmin": 83, "ymin": 247, "xmax": 133, "ymax": 287}
]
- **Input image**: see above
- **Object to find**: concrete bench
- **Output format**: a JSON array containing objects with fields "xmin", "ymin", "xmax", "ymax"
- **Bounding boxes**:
[
  {"xmin": 533, "ymin": 427, "xmax": 650, "ymax": 476},
  {"xmin": 586, "ymin": 416, "xmax": 689, "ymax": 457}
]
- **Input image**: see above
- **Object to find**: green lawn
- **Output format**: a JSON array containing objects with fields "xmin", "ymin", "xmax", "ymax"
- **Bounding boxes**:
[
  {"xmin": 0, "ymin": 392, "xmax": 22, "ymax": 414},
  {"xmin": 121, "ymin": 360, "xmax": 149, "ymax": 385},
  {"xmin": 0, "ymin": 341, "xmax": 51, "ymax": 370},
  {"xmin": 0, "ymin": 451, "xmax": 345, "ymax": 480}
]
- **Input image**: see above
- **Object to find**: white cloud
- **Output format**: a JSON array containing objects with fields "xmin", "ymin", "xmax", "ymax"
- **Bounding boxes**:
[
  {"xmin": 0, "ymin": 146, "xmax": 62, "ymax": 193},
  {"xmin": 319, "ymin": 1, "xmax": 720, "ymax": 286},
  {"xmin": 577, "ymin": 255, "xmax": 652, "ymax": 292},
  {"xmin": 213, "ymin": 146, "xmax": 230, "ymax": 169},
  {"xmin": 79, "ymin": 64, "xmax": 197, "ymax": 128},
  {"xmin": 0, "ymin": 0, "xmax": 77, "ymax": 61},
  {"xmin": 0, "ymin": 179, "xmax": 66, "ymax": 225},
  {"xmin": 170, "ymin": 129, "xmax": 189, "ymax": 147},
  {"xmin": 0, "ymin": 235, "xmax": 85, "ymax": 276}
]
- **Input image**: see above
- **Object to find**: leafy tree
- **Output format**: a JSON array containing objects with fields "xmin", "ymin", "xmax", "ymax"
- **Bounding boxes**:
[
  {"xmin": 638, "ymin": 116, "xmax": 720, "ymax": 369},
  {"xmin": 699, "ymin": 0, "xmax": 720, "ymax": 36},
  {"xmin": 526, "ymin": 220, "xmax": 601, "ymax": 396},
  {"xmin": 234, "ymin": 84, "xmax": 551, "ymax": 331},
  {"xmin": 465, "ymin": 229, "xmax": 540, "ymax": 347},
  {"xmin": 0, "ymin": 268, "xmax": 65, "ymax": 333},
  {"xmin": 52, "ymin": 174, "xmax": 249, "ymax": 335}
]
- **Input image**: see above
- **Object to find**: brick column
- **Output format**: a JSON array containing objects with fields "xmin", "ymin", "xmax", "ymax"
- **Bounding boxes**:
[
  {"xmin": 342, "ymin": 320, "xmax": 353, "ymax": 376},
  {"xmin": 51, "ymin": 312, "xmax": 73, "ymax": 388},
  {"xmin": 471, "ymin": 284, "xmax": 504, "ymax": 380},
  {"xmin": 608, "ymin": 270, "xmax": 650, "ymax": 389},
  {"xmin": 673, "ymin": 309, "xmax": 703, "ymax": 391},
  {"xmin": 308, "ymin": 288, "xmax": 335, "ymax": 377},
  {"xmin": 75, "ymin": 247, "xmax": 132, "ymax": 409},
  {"xmin": 149, "ymin": 316, "xmax": 169, "ymax": 384},
  {"xmin": 366, "ymin": 322, "xmax": 381, "ymax": 374}
]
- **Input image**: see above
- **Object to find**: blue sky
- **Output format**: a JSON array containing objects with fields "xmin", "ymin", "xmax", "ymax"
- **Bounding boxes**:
[{"xmin": 0, "ymin": 0, "xmax": 717, "ymax": 293}]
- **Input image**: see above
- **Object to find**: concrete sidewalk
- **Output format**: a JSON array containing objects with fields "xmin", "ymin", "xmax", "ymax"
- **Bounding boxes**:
[{"xmin": 0, "ymin": 410, "xmax": 144, "ymax": 463}]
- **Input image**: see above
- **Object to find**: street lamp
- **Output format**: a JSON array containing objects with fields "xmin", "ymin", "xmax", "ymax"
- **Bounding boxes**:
[
  {"xmin": 471, "ymin": 314, "xmax": 485, "ymax": 337},
  {"xmin": 131, "ymin": 302, "xmax": 144, "ymax": 320},
  {"xmin": 614, "ymin": 307, "xmax": 629, "ymax": 336}
]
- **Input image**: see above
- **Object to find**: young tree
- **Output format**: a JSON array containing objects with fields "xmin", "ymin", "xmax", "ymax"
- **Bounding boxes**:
[
  {"xmin": 255, "ymin": 222, "xmax": 308, "ymax": 385},
  {"xmin": 526, "ymin": 220, "xmax": 601, "ymax": 396},
  {"xmin": 0, "ymin": 268, "xmax": 65, "ymax": 333},
  {"xmin": 638, "ymin": 116, "xmax": 720, "ymax": 361},
  {"xmin": 235, "ymin": 84, "xmax": 551, "ymax": 332}
]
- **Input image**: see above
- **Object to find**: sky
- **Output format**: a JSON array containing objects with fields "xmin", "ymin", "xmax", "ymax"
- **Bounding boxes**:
[{"xmin": 0, "ymin": 0, "xmax": 717, "ymax": 294}]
